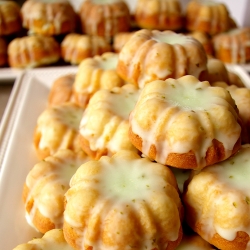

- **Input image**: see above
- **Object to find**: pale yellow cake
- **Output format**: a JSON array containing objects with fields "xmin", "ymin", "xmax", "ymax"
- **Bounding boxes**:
[
  {"xmin": 117, "ymin": 29, "xmax": 208, "ymax": 88},
  {"xmin": 21, "ymin": 0, "xmax": 76, "ymax": 35},
  {"xmin": 183, "ymin": 144, "xmax": 250, "ymax": 250},
  {"xmin": 73, "ymin": 52, "xmax": 126, "ymax": 108},
  {"xmin": 79, "ymin": 84, "xmax": 139, "ymax": 159},
  {"xmin": 33, "ymin": 102, "xmax": 84, "ymax": 160},
  {"xmin": 128, "ymin": 75, "xmax": 242, "ymax": 170},
  {"xmin": 13, "ymin": 229, "xmax": 74, "ymax": 250},
  {"xmin": 23, "ymin": 149, "xmax": 90, "ymax": 233},
  {"xmin": 64, "ymin": 150, "xmax": 183, "ymax": 250}
]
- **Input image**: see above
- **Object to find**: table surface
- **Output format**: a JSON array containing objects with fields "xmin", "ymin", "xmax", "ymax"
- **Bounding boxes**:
[{"xmin": 0, "ymin": 82, "xmax": 14, "ymax": 123}]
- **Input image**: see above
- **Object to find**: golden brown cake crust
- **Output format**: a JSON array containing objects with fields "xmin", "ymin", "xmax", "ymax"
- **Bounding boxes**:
[
  {"xmin": 79, "ymin": 0, "xmax": 130, "ymax": 39},
  {"xmin": 21, "ymin": 0, "xmax": 76, "ymax": 35},
  {"xmin": 0, "ymin": 1, "xmax": 22, "ymax": 36},
  {"xmin": 129, "ymin": 127, "xmax": 241, "ymax": 169}
]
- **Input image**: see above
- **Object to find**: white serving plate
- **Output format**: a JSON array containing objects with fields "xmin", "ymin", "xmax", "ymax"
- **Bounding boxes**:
[
  {"xmin": 0, "ymin": 68, "xmax": 23, "ymax": 83},
  {"xmin": 0, "ymin": 65, "xmax": 249, "ymax": 250},
  {"xmin": 0, "ymin": 66, "xmax": 77, "ymax": 250}
]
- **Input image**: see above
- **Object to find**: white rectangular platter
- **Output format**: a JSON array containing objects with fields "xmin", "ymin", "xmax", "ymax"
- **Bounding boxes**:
[
  {"xmin": 0, "ymin": 66, "xmax": 78, "ymax": 250},
  {"xmin": 0, "ymin": 65, "xmax": 249, "ymax": 250}
]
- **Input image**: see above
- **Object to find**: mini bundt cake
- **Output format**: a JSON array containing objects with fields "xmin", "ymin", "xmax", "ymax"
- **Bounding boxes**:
[
  {"xmin": 63, "ymin": 150, "xmax": 183, "ymax": 250},
  {"xmin": 0, "ymin": 37, "xmax": 8, "ymax": 67},
  {"xmin": 199, "ymin": 58, "xmax": 229, "ymax": 84},
  {"xmin": 13, "ymin": 229, "xmax": 74, "ymax": 250},
  {"xmin": 185, "ymin": 0, "xmax": 232, "ymax": 36},
  {"xmin": 61, "ymin": 33, "xmax": 112, "ymax": 65},
  {"xmin": 48, "ymin": 74, "xmax": 76, "ymax": 107},
  {"xmin": 187, "ymin": 31, "xmax": 214, "ymax": 56},
  {"xmin": 128, "ymin": 75, "xmax": 242, "ymax": 170},
  {"xmin": 117, "ymin": 29, "xmax": 208, "ymax": 89},
  {"xmin": 73, "ymin": 52, "xmax": 126, "ymax": 108},
  {"xmin": 183, "ymin": 144, "xmax": 250, "ymax": 250},
  {"xmin": 134, "ymin": 0, "xmax": 183, "ymax": 31},
  {"xmin": 33, "ymin": 102, "xmax": 84, "ymax": 160},
  {"xmin": 226, "ymin": 85, "xmax": 250, "ymax": 144},
  {"xmin": 0, "ymin": 1, "xmax": 22, "ymax": 36},
  {"xmin": 23, "ymin": 149, "xmax": 90, "ymax": 233},
  {"xmin": 79, "ymin": 84, "xmax": 139, "ymax": 159},
  {"xmin": 21, "ymin": 0, "xmax": 76, "ymax": 36},
  {"xmin": 79, "ymin": 0, "xmax": 131, "ymax": 40},
  {"xmin": 113, "ymin": 31, "xmax": 135, "ymax": 53},
  {"xmin": 8, "ymin": 35, "xmax": 60, "ymax": 68},
  {"xmin": 212, "ymin": 27, "xmax": 250, "ymax": 64}
]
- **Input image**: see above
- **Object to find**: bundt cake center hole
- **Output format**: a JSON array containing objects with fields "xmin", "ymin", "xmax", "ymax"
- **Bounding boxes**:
[
  {"xmin": 99, "ymin": 160, "xmax": 157, "ymax": 200},
  {"xmin": 165, "ymin": 87, "xmax": 208, "ymax": 110}
]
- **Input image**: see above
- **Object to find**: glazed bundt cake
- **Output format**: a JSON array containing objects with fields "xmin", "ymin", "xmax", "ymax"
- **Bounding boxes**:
[
  {"xmin": 134, "ymin": 0, "xmax": 183, "ymax": 31},
  {"xmin": 48, "ymin": 74, "xmax": 76, "ymax": 107},
  {"xmin": 23, "ymin": 149, "xmax": 89, "ymax": 233},
  {"xmin": 185, "ymin": 0, "xmax": 232, "ymax": 36},
  {"xmin": 61, "ymin": 33, "xmax": 112, "ymax": 65},
  {"xmin": 8, "ymin": 35, "xmax": 61, "ymax": 68},
  {"xmin": 187, "ymin": 31, "xmax": 214, "ymax": 56},
  {"xmin": 117, "ymin": 29, "xmax": 208, "ymax": 88},
  {"xmin": 128, "ymin": 75, "xmax": 242, "ymax": 170},
  {"xmin": 79, "ymin": 84, "xmax": 139, "ymax": 159},
  {"xmin": 73, "ymin": 52, "xmax": 126, "ymax": 108},
  {"xmin": 183, "ymin": 144, "xmax": 250, "ymax": 250},
  {"xmin": 199, "ymin": 58, "xmax": 230, "ymax": 84},
  {"xmin": 79, "ymin": 0, "xmax": 131, "ymax": 40},
  {"xmin": 212, "ymin": 27, "xmax": 250, "ymax": 64},
  {"xmin": 226, "ymin": 85, "xmax": 250, "ymax": 144},
  {"xmin": 0, "ymin": 37, "xmax": 8, "ymax": 67},
  {"xmin": 0, "ymin": 0, "xmax": 22, "ymax": 36},
  {"xmin": 33, "ymin": 102, "xmax": 84, "ymax": 160},
  {"xmin": 13, "ymin": 229, "xmax": 74, "ymax": 250},
  {"xmin": 63, "ymin": 150, "xmax": 183, "ymax": 250},
  {"xmin": 113, "ymin": 31, "xmax": 135, "ymax": 53},
  {"xmin": 21, "ymin": 0, "xmax": 77, "ymax": 36}
]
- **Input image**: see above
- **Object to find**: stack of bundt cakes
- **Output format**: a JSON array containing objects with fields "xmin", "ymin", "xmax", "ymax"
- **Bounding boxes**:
[
  {"xmin": 7, "ymin": 1, "xmax": 250, "ymax": 250},
  {"xmin": 2, "ymin": 0, "xmax": 250, "ymax": 68}
]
